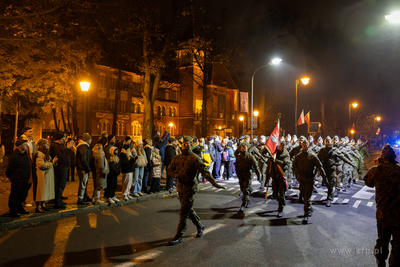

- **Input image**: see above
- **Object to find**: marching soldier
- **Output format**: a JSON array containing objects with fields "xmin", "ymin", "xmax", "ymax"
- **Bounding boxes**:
[
  {"xmin": 256, "ymin": 135, "xmax": 268, "ymax": 190},
  {"xmin": 289, "ymin": 135, "xmax": 306, "ymax": 188},
  {"xmin": 235, "ymin": 144, "xmax": 261, "ymax": 213},
  {"xmin": 271, "ymin": 141, "xmax": 291, "ymax": 217},
  {"xmin": 357, "ymin": 139, "xmax": 371, "ymax": 166},
  {"xmin": 167, "ymin": 136, "xmax": 225, "ymax": 245},
  {"xmin": 292, "ymin": 140, "xmax": 326, "ymax": 224}
]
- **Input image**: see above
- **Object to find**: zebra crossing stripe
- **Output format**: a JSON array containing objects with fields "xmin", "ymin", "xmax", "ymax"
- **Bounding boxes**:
[
  {"xmin": 342, "ymin": 199, "xmax": 350, "ymax": 204},
  {"xmin": 310, "ymin": 195, "xmax": 317, "ymax": 201},
  {"xmin": 215, "ymin": 189, "xmax": 223, "ymax": 192},
  {"xmin": 367, "ymin": 202, "xmax": 374, "ymax": 207},
  {"xmin": 202, "ymin": 186, "xmax": 211, "ymax": 190},
  {"xmin": 332, "ymin": 198, "xmax": 338, "ymax": 203},
  {"xmin": 353, "ymin": 200, "xmax": 361, "ymax": 208},
  {"xmin": 228, "ymin": 188, "xmax": 235, "ymax": 191}
]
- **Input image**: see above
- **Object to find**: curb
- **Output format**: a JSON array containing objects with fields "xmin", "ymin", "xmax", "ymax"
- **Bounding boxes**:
[{"xmin": 0, "ymin": 190, "xmax": 177, "ymax": 231}]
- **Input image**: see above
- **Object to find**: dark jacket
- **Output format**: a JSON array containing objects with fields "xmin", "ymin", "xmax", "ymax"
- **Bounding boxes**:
[
  {"xmin": 95, "ymin": 137, "xmax": 108, "ymax": 148},
  {"xmin": 144, "ymin": 145, "xmax": 153, "ymax": 172},
  {"xmin": 6, "ymin": 149, "xmax": 31, "ymax": 180},
  {"xmin": 68, "ymin": 147, "xmax": 77, "ymax": 166},
  {"xmin": 120, "ymin": 149, "xmax": 136, "ymax": 173},
  {"xmin": 214, "ymin": 140, "xmax": 223, "ymax": 160},
  {"xmin": 50, "ymin": 142, "xmax": 70, "ymax": 169},
  {"xmin": 164, "ymin": 144, "xmax": 177, "ymax": 168},
  {"xmin": 155, "ymin": 131, "xmax": 170, "ymax": 163},
  {"xmin": 108, "ymin": 159, "xmax": 121, "ymax": 177},
  {"xmin": 76, "ymin": 140, "xmax": 92, "ymax": 172},
  {"xmin": 208, "ymin": 141, "xmax": 216, "ymax": 161}
]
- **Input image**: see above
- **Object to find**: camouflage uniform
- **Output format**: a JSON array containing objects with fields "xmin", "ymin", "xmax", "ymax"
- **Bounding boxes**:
[
  {"xmin": 289, "ymin": 136, "xmax": 306, "ymax": 187},
  {"xmin": 318, "ymin": 137, "xmax": 355, "ymax": 202},
  {"xmin": 272, "ymin": 146, "xmax": 291, "ymax": 212},
  {"xmin": 364, "ymin": 145, "xmax": 400, "ymax": 267},
  {"xmin": 357, "ymin": 139, "xmax": 371, "ymax": 166},
  {"xmin": 235, "ymin": 149, "xmax": 261, "ymax": 208},
  {"xmin": 292, "ymin": 145, "xmax": 326, "ymax": 216},
  {"xmin": 167, "ymin": 141, "xmax": 220, "ymax": 237},
  {"xmin": 349, "ymin": 141, "xmax": 363, "ymax": 181},
  {"xmin": 256, "ymin": 139, "xmax": 269, "ymax": 188}
]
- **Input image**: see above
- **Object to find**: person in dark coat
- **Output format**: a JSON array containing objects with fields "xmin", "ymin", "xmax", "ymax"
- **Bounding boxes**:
[
  {"xmin": 66, "ymin": 138, "xmax": 77, "ymax": 181},
  {"xmin": 95, "ymin": 131, "xmax": 108, "ymax": 148},
  {"xmin": 106, "ymin": 146, "xmax": 121, "ymax": 203},
  {"xmin": 212, "ymin": 136, "xmax": 223, "ymax": 179},
  {"xmin": 208, "ymin": 137, "xmax": 216, "ymax": 175},
  {"xmin": 104, "ymin": 134, "xmax": 116, "ymax": 159},
  {"xmin": 154, "ymin": 130, "xmax": 170, "ymax": 176},
  {"xmin": 6, "ymin": 140, "xmax": 31, "ymax": 217},
  {"xmin": 164, "ymin": 137, "xmax": 177, "ymax": 191},
  {"xmin": 143, "ymin": 138, "xmax": 153, "ymax": 194},
  {"xmin": 76, "ymin": 133, "xmax": 92, "ymax": 205},
  {"xmin": 50, "ymin": 131, "xmax": 71, "ymax": 209}
]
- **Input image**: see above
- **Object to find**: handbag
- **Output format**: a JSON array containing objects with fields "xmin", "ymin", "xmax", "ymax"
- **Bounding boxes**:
[{"xmin": 136, "ymin": 155, "xmax": 147, "ymax": 167}]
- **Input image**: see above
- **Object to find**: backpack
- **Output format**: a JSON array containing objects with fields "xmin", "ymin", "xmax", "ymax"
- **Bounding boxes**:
[{"xmin": 222, "ymin": 148, "xmax": 230, "ymax": 162}]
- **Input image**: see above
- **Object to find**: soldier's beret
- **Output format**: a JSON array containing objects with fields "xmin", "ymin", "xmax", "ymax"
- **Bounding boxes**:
[
  {"xmin": 244, "ymin": 135, "xmax": 250, "ymax": 139},
  {"xmin": 325, "ymin": 136, "xmax": 332, "ymax": 141},
  {"xmin": 318, "ymin": 136, "xmax": 323, "ymax": 141},
  {"xmin": 183, "ymin": 136, "xmax": 192, "ymax": 142}
]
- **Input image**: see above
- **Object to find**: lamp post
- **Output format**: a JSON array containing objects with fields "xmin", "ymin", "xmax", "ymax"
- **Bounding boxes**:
[
  {"xmin": 168, "ymin": 122, "xmax": 173, "ymax": 134},
  {"xmin": 348, "ymin": 102, "xmax": 358, "ymax": 136},
  {"xmin": 80, "ymin": 82, "xmax": 90, "ymax": 133},
  {"xmin": 374, "ymin": 116, "xmax": 382, "ymax": 149},
  {"xmin": 295, "ymin": 77, "xmax": 310, "ymax": 136},
  {"xmin": 239, "ymin": 116, "xmax": 244, "ymax": 136},
  {"xmin": 251, "ymin": 58, "xmax": 282, "ymax": 141},
  {"xmin": 253, "ymin": 110, "xmax": 259, "ymax": 136}
]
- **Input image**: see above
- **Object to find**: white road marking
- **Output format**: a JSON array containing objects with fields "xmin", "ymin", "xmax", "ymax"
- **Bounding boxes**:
[
  {"xmin": 367, "ymin": 202, "xmax": 374, "ymax": 207},
  {"xmin": 215, "ymin": 189, "xmax": 223, "ymax": 192},
  {"xmin": 115, "ymin": 250, "xmax": 163, "ymax": 267},
  {"xmin": 202, "ymin": 186, "xmax": 211, "ymax": 190},
  {"xmin": 342, "ymin": 199, "xmax": 350, "ymax": 204},
  {"xmin": 230, "ymin": 189, "xmax": 240, "ymax": 195},
  {"xmin": 228, "ymin": 188, "xmax": 235, "ymax": 191},
  {"xmin": 310, "ymin": 195, "xmax": 317, "ymax": 201},
  {"xmin": 352, "ymin": 185, "xmax": 375, "ymax": 199},
  {"xmin": 352, "ymin": 200, "xmax": 361, "ymax": 208},
  {"xmin": 332, "ymin": 198, "xmax": 338, "ymax": 203}
]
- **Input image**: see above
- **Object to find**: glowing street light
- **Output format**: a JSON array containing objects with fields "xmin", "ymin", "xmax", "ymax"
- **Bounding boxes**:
[
  {"xmin": 386, "ymin": 12, "xmax": 400, "ymax": 23},
  {"xmin": 295, "ymin": 77, "xmax": 310, "ymax": 135},
  {"xmin": 239, "ymin": 116, "xmax": 244, "ymax": 136},
  {"xmin": 376, "ymin": 116, "xmax": 381, "ymax": 122},
  {"xmin": 251, "ymin": 58, "xmax": 282, "ymax": 140},
  {"xmin": 80, "ymin": 81, "xmax": 91, "ymax": 133},
  {"xmin": 253, "ymin": 111, "xmax": 259, "ymax": 117},
  {"xmin": 349, "ymin": 102, "xmax": 358, "ymax": 136}
]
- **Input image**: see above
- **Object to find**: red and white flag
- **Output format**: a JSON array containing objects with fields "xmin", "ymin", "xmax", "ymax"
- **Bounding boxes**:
[
  {"xmin": 304, "ymin": 111, "xmax": 310, "ymax": 126},
  {"xmin": 298, "ymin": 109, "xmax": 305, "ymax": 125},
  {"xmin": 265, "ymin": 120, "xmax": 280, "ymax": 157}
]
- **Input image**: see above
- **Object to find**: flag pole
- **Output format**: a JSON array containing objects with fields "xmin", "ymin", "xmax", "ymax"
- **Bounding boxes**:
[{"xmin": 265, "ymin": 113, "xmax": 281, "ymax": 201}]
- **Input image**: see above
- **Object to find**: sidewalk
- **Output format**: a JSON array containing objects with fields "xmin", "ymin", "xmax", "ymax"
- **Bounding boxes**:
[{"xmin": 0, "ymin": 159, "xmax": 173, "ymax": 231}]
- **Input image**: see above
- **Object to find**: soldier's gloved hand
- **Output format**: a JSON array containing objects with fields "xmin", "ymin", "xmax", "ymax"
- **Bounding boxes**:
[{"xmin": 213, "ymin": 183, "xmax": 225, "ymax": 189}]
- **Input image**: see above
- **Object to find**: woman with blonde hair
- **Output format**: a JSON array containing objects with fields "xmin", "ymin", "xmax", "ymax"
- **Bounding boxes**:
[
  {"xmin": 92, "ymin": 143, "xmax": 109, "ymax": 205},
  {"xmin": 33, "ymin": 138, "xmax": 58, "ymax": 213},
  {"xmin": 131, "ymin": 140, "xmax": 147, "ymax": 197},
  {"xmin": 120, "ymin": 139, "xmax": 136, "ymax": 200}
]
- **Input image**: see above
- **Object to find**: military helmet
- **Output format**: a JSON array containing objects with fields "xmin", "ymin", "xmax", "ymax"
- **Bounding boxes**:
[
  {"xmin": 318, "ymin": 136, "xmax": 323, "ymax": 141},
  {"xmin": 333, "ymin": 135, "xmax": 339, "ymax": 140},
  {"xmin": 325, "ymin": 136, "xmax": 332, "ymax": 141}
]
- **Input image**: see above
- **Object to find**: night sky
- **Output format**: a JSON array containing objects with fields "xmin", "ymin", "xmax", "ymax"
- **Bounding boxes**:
[{"xmin": 210, "ymin": 0, "xmax": 400, "ymax": 137}]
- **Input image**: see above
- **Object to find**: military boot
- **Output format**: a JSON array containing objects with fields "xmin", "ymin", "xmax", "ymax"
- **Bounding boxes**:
[
  {"xmin": 239, "ymin": 204, "xmax": 245, "ymax": 213},
  {"xmin": 196, "ymin": 225, "xmax": 205, "ymax": 238},
  {"xmin": 302, "ymin": 216, "xmax": 308, "ymax": 225},
  {"xmin": 326, "ymin": 200, "xmax": 331, "ymax": 207},
  {"xmin": 169, "ymin": 234, "xmax": 183, "ymax": 245}
]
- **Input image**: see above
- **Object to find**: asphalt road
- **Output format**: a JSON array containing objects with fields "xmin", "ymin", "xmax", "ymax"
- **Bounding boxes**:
[{"xmin": 0, "ymin": 172, "xmax": 378, "ymax": 267}]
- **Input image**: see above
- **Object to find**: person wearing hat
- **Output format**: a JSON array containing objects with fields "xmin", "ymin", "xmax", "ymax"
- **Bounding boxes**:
[
  {"xmin": 364, "ymin": 144, "xmax": 400, "ymax": 267},
  {"xmin": 76, "ymin": 133, "xmax": 93, "ymax": 205},
  {"xmin": 95, "ymin": 131, "xmax": 108, "ymax": 148},
  {"xmin": 167, "ymin": 136, "xmax": 225, "ymax": 245},
  {"xmin": 6, "ymin": 139, "xmax": 31, "ymax": 216},
  {"xmin": 357, "ymin": 139, "xmax": 371, "ymax": 163},
  {"xmin": 50, "ymin": 131, "xmax": 72, "ymax": 209},
  {"xmin": 292, "ymin": 139, "xmax": 326, "ymax": 224},
  {"xmin": 177, "ymin": 136, "xmax": 183, "ymax": 148}
]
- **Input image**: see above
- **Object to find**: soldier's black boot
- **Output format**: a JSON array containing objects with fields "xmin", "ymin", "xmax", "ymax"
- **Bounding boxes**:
[
  {"xmin": 302, "ymin": 215, "xmax": 308, "ymax": 225},
  {"xmin": 169, "ymin": 234, "xmax": 183, "ymax": 245},
  {"xmin": 326, "ymin": 200, "xmax": 331, "ymax": 207},
  {"xmin": 277, "ymin": 207, "xmax": 283, "ymax": 218},
  {"xmin": 196, "ymin": 225, "xmax": 205, "ymax": 238},
  {"xmin": 239, "ymin": 204, "xmax": 245, "ymax": 213},
  {"xmin": 245, "ymin": 200, "xmax": 251, "ymax": 208}
]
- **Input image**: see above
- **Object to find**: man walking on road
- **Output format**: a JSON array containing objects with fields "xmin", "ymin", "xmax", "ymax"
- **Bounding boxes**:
[
  {"xmin": 167, "ymin": 136, "xmax": 225, "ymax": 245},
  {"xmin": 364, "ymin": 144, "xmax": 400, "ymax": 267}
]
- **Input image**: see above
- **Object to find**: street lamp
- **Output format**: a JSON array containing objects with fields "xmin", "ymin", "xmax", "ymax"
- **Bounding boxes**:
[
  {"xmin": 80, "ymin": 81, "xmax": 90, "ymax": 133},
  {"xmin": 348, "ymin": 102, "xmax": 358, "ymax": 136},
  {"xmin": 295, "ymin": 77, "xmax": 310, "ymax": 136},
  {"xmin": 251, "ymin": 58, "xmax": 282, "ymax": 140},
  {"xmin": 386, "ymin": 12, "xmax": 400, "ymax": 23},
  {"xmin": 239, "ymin": 116, "xmax": 244, "ymax": 136}
]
